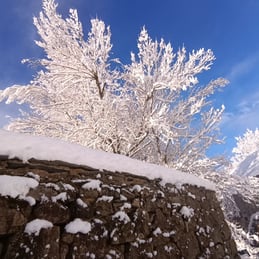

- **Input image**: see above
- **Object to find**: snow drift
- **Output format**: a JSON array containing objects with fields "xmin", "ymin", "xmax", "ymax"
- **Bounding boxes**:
[{"xmin": 0, "ymin": 129, "xmax": 215, "ymax": 190}]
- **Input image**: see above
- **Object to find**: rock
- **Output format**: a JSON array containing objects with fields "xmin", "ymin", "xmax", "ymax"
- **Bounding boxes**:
[
  {"xmin": 0, "ymin": 157, "xmax": 239, "ymax": 258},
  {"xmin": 4, "ymin": 226, "xmax": 60, "ymax": 259},
  {"xmin": 0, "ymin": 198, "xmax": 31, "ymax": 235},
  {"xmin": 232, "ymin": 193, "xmax": 259, "ymax": 232},
  {"xmin": 33, "ymin": 202, "xmax": 71, "ymax": 224}
]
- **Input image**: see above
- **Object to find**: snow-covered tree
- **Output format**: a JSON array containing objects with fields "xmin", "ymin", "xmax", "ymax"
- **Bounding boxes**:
[
  {"xmin": 231, "ymin": 128, "xmax": 259, "ymax": 174},
  {"xmin": 218, "ymin": 128, "xmax": 259, "ymax": 254},
  {"xmin": 0, "ymin": 0, "xmax": 228, "ymax": 173}
]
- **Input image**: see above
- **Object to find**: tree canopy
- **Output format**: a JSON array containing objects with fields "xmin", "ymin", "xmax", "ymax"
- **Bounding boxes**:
[{"xmin": 0, "ymin": 0, "xmax": 228, "ymax": 173}]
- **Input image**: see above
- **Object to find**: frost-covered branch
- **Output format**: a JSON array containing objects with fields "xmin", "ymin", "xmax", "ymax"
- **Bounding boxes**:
[{"xmin": 0, "ymin": 0, "xmax": 228, "ymax": 174}]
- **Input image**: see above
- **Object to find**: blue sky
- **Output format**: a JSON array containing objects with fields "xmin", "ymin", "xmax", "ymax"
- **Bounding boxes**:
[{"xmin": 0, "ymin": 0, "xmax": 259, "ymax": 157}]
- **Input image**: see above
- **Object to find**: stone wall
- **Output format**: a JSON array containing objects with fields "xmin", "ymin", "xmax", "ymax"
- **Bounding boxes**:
[{"xmin": 0, "ymin": 156, "xmax": 239, "ymax": 258}]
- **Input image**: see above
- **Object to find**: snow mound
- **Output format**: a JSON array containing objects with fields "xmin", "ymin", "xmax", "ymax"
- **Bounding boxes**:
[
  {"xmin": 232, "ymin": 150, "xmax": 259, "ymax": 177},
  {"xmin": 0, "ymin": 130, "xmax": 215, "ymax": 190},
  {"xmin": 24, "ymin": 219, "xmax": 53, "ymax": 236},
  {"xmin": 65, "ymin": 218, "xmax": 91, "ymax": 234},
  {"xmin": 0, "ymin": 175, "xmax": 38, "ymax": 198}
]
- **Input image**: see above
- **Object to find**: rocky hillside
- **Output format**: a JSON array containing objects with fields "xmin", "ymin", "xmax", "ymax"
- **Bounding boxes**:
[{"xmin": 0, "ymin": 156, "xmax": 239, "ymax": 259}]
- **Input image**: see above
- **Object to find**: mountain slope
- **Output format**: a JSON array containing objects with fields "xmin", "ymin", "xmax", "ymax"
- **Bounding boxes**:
[{"xmin": 232, "ymin": 150, "xmax": 259, "ymax": 177}]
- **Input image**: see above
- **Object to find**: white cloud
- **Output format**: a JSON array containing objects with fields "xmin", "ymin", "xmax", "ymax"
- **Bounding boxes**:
[
  {"xmin": 226, "ymin": 53, "xmax": 259, "ymax": 82},
  {"xmin": 222, "ymin": 54, "xmax": 259, "ymax": 140},
  {"xmin": 0, "ymin": 103, "xmax": 21, "ymax": 129},
  {"xmin": 221, "ymin": 90, "xmax": 259, "ymax": 135}
]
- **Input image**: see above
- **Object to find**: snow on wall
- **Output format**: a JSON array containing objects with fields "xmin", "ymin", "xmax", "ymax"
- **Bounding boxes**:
[
  {"xmin": 0, "ymin": 130, "xmax": 215, "ymax": 190},
  {"xmin": 24, "ymin": 219, "xmax": 53, "ymax": 236},
  {"xmin": 0, "ymin": 175, "xmax": 38, "ymax": 198}
]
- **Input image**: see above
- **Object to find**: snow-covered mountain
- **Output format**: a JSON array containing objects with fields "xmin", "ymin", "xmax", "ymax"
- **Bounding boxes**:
[{"xmin": 232, "ymin": 150, "xmax": 259, "ymax": 177}]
